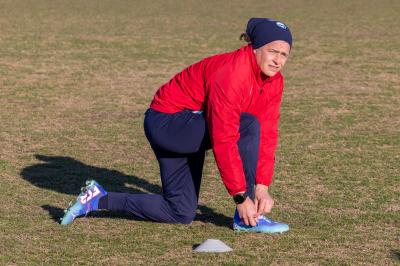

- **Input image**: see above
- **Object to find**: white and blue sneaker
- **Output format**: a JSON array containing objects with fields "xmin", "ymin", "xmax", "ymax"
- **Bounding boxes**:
[
  {"xmin": 233, "ymin": 209, "xmax": 289, "ymax": 233},
  {"xmin": 60, "ymin": 180, "xmax": 107, "ymax": 225}
]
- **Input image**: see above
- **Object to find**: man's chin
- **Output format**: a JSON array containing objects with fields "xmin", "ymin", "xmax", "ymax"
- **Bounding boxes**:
[{"xmin": 264, "ymin": 70, "xmax": 279, "ymax": 77}]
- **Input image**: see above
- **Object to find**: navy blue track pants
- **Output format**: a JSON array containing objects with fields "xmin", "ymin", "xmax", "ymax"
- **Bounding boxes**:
[{"xmin": 101, "ymin": 108, "xmax": 260, "ymax": 224}]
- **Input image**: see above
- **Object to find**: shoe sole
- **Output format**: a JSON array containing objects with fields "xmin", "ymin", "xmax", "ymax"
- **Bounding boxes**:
[{"xmin": 233, "ymin": 224, "xmax": 289, "ymax": 234}]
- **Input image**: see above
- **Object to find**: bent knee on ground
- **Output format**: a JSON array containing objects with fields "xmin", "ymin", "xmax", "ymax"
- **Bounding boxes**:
[{"xmin": 172, "ymin": 209, "xmax": 197, "ymax": 224}]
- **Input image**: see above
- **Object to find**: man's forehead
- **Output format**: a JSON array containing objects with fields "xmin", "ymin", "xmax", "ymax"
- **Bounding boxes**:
[{"xmin": 263, "ymin": 41, "xmax": 290, "ymax": 52}]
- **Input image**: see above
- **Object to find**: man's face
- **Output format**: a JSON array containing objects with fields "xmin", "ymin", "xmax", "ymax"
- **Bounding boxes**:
[{"xmin": 254, "ymin": 40, "xmax": 290, "ymax": 77}]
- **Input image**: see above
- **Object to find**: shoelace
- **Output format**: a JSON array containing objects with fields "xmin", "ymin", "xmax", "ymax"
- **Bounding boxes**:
[{"xmin": 258, "ymin": 215, "xmax": 273, "ymax": 224}]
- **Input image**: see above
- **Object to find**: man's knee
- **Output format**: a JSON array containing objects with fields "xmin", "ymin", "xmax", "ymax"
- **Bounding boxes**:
[
  {"xmin": 168, "ymin": 199, "xmax": 197, "ymax": 224},
  {"xmin": 174, "ymin": 210, "xmax": 196, "ymax": 224}
]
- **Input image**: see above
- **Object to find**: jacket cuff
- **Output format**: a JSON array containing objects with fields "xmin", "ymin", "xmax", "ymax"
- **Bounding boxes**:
[{"xmin": 228, "ymin": 186, "xmax": 247, "ymax": 196}]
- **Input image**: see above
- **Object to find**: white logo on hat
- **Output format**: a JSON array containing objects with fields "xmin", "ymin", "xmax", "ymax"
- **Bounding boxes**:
[{"xmin": 276, "ymin": 22, "xmax": 287, "ymax": 29}]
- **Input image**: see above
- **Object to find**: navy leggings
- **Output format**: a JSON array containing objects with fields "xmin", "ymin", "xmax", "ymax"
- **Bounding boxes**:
[{"xmin": 100, "ymin": 109, "xmax": 260, "ymax": 224}]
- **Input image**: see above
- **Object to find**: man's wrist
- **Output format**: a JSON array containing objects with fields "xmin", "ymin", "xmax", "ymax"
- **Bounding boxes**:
[
  {"xmin": 233, "ymin": 191, "xmax": 248, "ymax": 204},
  {"xmin": 256, "ymin": 184, "xmax": 269, "ymax": 191}
]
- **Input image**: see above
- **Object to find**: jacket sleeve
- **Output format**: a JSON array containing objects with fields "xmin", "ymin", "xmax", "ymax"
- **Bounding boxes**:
[
  {"xmin": 206, "ymin": 70, "xmax": 247, "ymax": 196},
  {"xmin": 255, "ymin": 87, "xmax": 283, "ymax": 187}
]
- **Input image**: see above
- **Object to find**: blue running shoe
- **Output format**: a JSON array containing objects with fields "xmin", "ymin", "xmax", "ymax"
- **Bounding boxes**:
[
  {"xmin": 60, "ymin": 180, "xmax": 107, "ymax": 225},
  {"xmin": 233, "ymin": 209, "xmax": 289, "ymax": 233}
]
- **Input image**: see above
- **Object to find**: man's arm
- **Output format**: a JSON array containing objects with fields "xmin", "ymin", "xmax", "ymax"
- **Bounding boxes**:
[
  {"xmin": 254, "ymin": 83, "xmax": 283, "ymax": 215},
  {"xmin": 205, "ymin": 71, "xmax": 246, "ymax": 196},
  {"xmin": 206, "ymin": 69, "xmax": 259, "ymax": 226}
]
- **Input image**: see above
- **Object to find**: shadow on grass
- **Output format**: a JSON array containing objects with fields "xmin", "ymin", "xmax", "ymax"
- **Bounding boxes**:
[
  {"xmin": 41, "ymin": 205, "xmax": 64, "ymax": 222},
  {"xmin": 41, "ymin": 205, "xmax": 143, "ymax": 223},
  {"xmin": 192, "ymin": 244, "xmax": 200, "ymax": 250},
  {"xmin": 41, "ymin": 204, "xmax": 231, "ymax": 228},
  {"xmin": 391, "ymin": 250, "xmax": 400, "ymax": 261},
  {"xmin": 23, "ymin": 155, "xmax": 230, "ymax": 228},
  {"xmin": 197, "ymin": 205, "xmax": 232, "ymax": 227},
  {"xmin": 21, "ymin": 154, "xmax": 161, "ymax": 195}
]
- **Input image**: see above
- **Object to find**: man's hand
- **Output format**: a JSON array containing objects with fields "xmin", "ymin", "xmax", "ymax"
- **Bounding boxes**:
[
  {"xmin": 254, "ymin": 184, "xmax": 274, "ymax": 216},
  {"xmin": 236, "ymin": 197, "xmax": 258, "ymax": 226}
]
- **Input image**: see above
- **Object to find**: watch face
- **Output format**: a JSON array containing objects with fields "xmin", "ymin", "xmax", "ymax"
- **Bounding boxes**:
[{"xmin": 233, "ymin": 193, "xmax": 246, "ymax": 204}]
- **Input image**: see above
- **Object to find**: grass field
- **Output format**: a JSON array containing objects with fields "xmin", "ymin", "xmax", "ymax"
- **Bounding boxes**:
[{"xmin": 0, "ymin": 0, "xmax": 399, "ymax": 264}]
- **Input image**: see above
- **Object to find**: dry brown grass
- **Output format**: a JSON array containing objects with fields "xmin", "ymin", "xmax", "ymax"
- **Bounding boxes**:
[{"xmin": 0, "ymin": 0, "xmax": 399, "ymax": 265}]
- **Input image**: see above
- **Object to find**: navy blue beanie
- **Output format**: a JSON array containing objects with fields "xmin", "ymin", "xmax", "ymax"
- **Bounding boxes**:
[{"xmin": 246, "ymin": 18, "xmax": 292, "ymax": 49}]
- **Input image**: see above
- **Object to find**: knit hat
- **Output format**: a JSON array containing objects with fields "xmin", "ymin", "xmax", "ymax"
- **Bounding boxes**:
[{"xmin": 246, "ymin": 18, "xmax": 292, "ymax": 49}]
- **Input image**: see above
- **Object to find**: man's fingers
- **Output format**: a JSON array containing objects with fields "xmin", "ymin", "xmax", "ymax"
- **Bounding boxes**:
[
  {"xmin": 237, "ymin": 197, "xmax": 259, "ymax": 226},
  {"xmin": 255, "ymin": 197, "xmax": 275, "ymax": 214},
  {"xmin": 257, "ymin": 199, "xmax": 267, "ymax": 216},
  {"xmin": 265, "ymin": 198, "xmax": 274, "ymax": 213},
  {"xmin": 248, "ymin": 215, "xmax": 257, "ymax": 227},
  {"xmin": 243, "ymin": 216, "xmax": 250, "ymax": 226},
  {"xmin": 242, "ymin": 212, "xmax": 257, "ymax": 226}
]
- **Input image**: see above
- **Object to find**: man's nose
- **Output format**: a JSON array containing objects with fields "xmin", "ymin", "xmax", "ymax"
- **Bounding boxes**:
[{"xmin": 273, "ymin": 54, "xmax": 280, "ymax": 65}]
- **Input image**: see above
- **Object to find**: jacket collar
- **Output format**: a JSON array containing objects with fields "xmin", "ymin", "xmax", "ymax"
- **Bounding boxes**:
[{"xmin": 247, "ymin": 44, "xmax": 282, "ymax": 86}]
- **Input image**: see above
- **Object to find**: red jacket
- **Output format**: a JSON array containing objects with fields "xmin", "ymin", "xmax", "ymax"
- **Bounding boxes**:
[{"xmin": 150, "ymin": 44, "xmax": 284, "ymax": 195}]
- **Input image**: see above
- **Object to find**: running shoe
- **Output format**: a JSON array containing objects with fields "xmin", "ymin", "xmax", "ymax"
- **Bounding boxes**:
[
  {"xmin": 233, "ymin": 209, "xmax": 289, "ymax": 233},
  {"xmin": 60, "ymin": 180, "xmax": 107, "ymax": 225}
]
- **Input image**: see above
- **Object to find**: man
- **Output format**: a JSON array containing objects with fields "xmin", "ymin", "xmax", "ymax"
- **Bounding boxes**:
[{"xmin": 61, "ymin": 18, "xmax": 292, "ymax": 233}]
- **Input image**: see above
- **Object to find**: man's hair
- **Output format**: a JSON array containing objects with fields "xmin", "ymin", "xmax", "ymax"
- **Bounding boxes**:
[{"xmin": 239, "ymin": 33, "xmax": 251, "ymax": 43}]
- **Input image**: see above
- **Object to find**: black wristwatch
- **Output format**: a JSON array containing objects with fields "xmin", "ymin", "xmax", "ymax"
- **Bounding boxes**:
[{"xmin": 233, "ymin": 192, "xmax": 248, "ymax": 204}]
